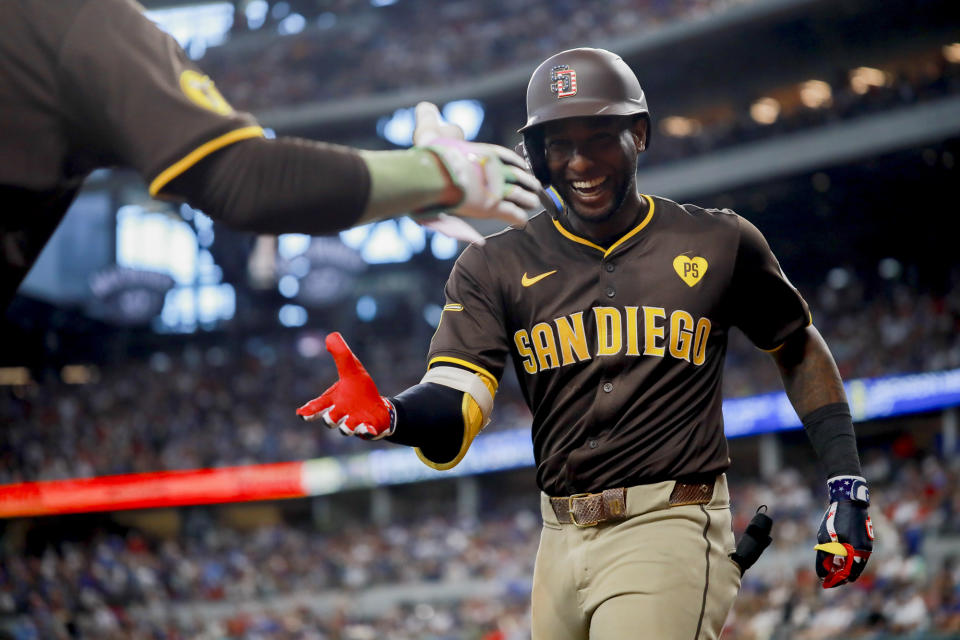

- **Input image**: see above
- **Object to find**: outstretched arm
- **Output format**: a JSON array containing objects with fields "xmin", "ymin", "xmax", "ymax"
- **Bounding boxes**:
[
  {"xmin": 167, "ymin": 102, "xmax": 540, "ymax": 241},
  {"xmin": 297, "ymin": 333, "xmax": 491, "ymax": 470}
]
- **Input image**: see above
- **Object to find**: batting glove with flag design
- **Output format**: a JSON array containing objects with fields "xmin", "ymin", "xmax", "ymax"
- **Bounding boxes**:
[
  {"xmin": 814, "ymin": 475, "xmax": 874, "ymax": 588},
  {"xmin": 296, "ymin": 332, "xmax": 395, "ymax": 440},
  {"xmin": 412, "ymin": 102, "xmax": 541, "ymax": 231}
]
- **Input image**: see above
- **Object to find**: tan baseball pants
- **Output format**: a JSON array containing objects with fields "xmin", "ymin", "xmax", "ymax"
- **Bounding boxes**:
[{"xmin": 531, "ymin": 474, "xmax": 741, "ymax": 639}]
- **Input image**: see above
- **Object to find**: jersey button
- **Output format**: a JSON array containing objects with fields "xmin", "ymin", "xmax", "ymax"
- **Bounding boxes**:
[
  {"xmin": 602, "ymin": 382, "xmax": 613, "ymax": 393},
  {"xmin": 605, "ymin": 286, "xmax": 616, "ymax": 298},
  {"xmin": 588, "ymin": 439, "xmax": 599, "ymax": 449},
  {"xmin": 605, "ymin": 263, "xmax": 615, "ymax": 273}
]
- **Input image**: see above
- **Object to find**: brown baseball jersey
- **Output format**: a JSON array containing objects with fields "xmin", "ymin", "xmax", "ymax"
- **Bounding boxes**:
[
  {"xmin": 428, "ymin": 194, "xmax": 810, "ymax": 496},
  {"xmin": 0, "ymin": 0, "xmax": 262, "ymax": 306}
]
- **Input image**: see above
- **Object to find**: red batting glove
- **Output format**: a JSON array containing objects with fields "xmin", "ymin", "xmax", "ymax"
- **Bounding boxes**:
[{"xmin": 296, "ymin": 332, "xmax": 395, "ymax": 440}]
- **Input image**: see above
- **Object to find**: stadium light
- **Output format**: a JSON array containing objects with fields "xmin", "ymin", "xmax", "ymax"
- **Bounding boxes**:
[
  {"xmin": 363, "ymin": 221, "xmax": 415, "ymax": 262},
  {"xmin": 749, "ymin": 98, "xmax": 780, "ymax": 125},
  {"xmin": 197, "ymin": 250, "xmax": 223, "ymax": 284},
  {"xmin": 195, "ymin": 218, "xmax": 214, "ymax": 248},
  {"xmin": 878, "ymin": 258, "xmax": 902, "ymax": 280},
  {"xmin": 356, "ymin": 296, "xmax": 378, "ymax": 321},
  {"xmin": 278, "ymin": 233, "xmax": 311, "ymax": 259},
  {"xmin": 244, "ymin": 0, "xmax": 268, "ymax": 30},
  {"xmin": 340, "ymin": 220, "xmax": 431, "ymax": 264},
  {"xmin": 117, "ymin": 205, "xmax": 198, "ymax": 285},
  {"xmin": 398, "ymin": 217, "xmax": 427, "ymax": 251},
  {"xmin": 660, "ymin": 116, "xmax": 702, "ymax": 137},
  {"xmin": 849, "ymin": 67, "xmax": 890, "ymax": 95},
  {"xmin": 145, "ymin": 2, "xmax": 234, "ymax": 59},
  {"xmin": 799, "ymin": 80, "xmax": 832, "ymax": 109},
  {"xmin": 423, "ymin": 303, "xmax": 443, "ymax": 328},
  {"xmin": 827, "ymin": 267, "xmax": 851, "ymax": 289},
  {"xmin": 0, "ymin": 367, "xmax": 32, "ymax": 386},
  {"xmin": 196, "ymin": 284, "xmax": 231, "ymax": 324},
  {"xmin": 278, "ymin": 274, "xmax": 300, "ymax": 298},
  {"xmin": 430, "ymin": 232, "xmax": 459, "ymax": 260},
  {"xmin": 442, "ymin": 100, "xmax": 485, "ymax": 141},
  {"xmin": 943, "ymin": 43, "xmax": 960, "ymax": 64},
  {"xmin": 378, "ymin": 101, "xmax": 485, "ymax": 146},
  {"xmin": 378, "ymin": 108, "xmax": 416, "ymax": 146},
  {"xmin": 278, "ymin": 13, "xmax": 306, "ymax": 35},
  {"xmin": 279, "ymin": 304, "xmax": 308, "ymax": 327}
]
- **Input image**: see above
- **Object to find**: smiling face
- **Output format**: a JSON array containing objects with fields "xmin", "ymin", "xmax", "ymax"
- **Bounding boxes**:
[{"xmin": 543, "ymin": 116, "xmax": 647, "ymax": 238}]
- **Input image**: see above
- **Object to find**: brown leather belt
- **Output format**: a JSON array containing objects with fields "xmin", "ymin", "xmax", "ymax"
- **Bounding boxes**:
[{"xmin": 550, "ymin": 479, "xmax": 716, "ymax": 527}]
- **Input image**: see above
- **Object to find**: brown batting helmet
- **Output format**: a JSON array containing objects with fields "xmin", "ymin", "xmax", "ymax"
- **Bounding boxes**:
[{"xmin": 519, "ymin": 48, "xmax": 650, "ymax": 186}]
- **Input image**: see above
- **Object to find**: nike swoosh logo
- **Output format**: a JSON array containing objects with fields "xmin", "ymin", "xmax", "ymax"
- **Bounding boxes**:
[{"xmin": 521, "ymin": 270, "xmax": 557, "ymax": 287}]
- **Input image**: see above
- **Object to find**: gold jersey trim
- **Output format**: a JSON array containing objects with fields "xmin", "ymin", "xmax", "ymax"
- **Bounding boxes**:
[
  {"xmin": 550, "ymin": 194, "xmax": 656, "ymax": 258},
  {"xmin": 149, "ymin": 126, "xmax": 265, "ymax": 196},
  {"xmin": 427, "ymin": 356, "xmax": 498, "ymax": 391}
]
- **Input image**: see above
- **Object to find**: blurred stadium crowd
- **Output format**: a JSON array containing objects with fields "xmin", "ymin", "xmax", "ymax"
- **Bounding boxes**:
[
  {"xmin": 642, "ymin": 55, "xmax": 960, "ymax": 168},
  {"xmin": 190, "ymin": 0, "xmax": 960, "ymax": 173},
  {"xmin": 2, "ymin": 447, "xmax": 959, "ymax": 639},
  {"xmin": 200, "ymin": 0, "xmax": 750, "ymax": 111},
  {"xmin": 2, "ymin": 267, "xmax": 957, "ymax": 484}
]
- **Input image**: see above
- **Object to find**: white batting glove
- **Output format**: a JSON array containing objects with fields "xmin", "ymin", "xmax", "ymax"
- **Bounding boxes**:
[{"xmin": 413, "ymin": 102, "xmax": 541, "ymax": 228}]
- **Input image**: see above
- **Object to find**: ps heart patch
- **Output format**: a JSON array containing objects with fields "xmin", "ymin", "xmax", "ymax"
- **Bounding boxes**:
[{"xmin": 673, "ymin": 255, "xmax": 708, "ymax": 287}]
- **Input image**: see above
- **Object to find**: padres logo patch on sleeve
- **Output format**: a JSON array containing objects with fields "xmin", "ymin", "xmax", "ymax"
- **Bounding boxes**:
[{"xmin": 179, "ymin": 69, "xmax": 234, "ymax": 115}]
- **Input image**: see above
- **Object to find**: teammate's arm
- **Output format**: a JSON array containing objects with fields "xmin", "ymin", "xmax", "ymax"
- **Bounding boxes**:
[
  {"xmin": 60, "ymin": 0, "xmax": 538, "ymax": 240},
  {"xmin": 164, "ymin": 114, "xmax": 540, "ymax": 237},
  {"xmin": 164, "ymin": 136, "xmax": 460, "ymax": 236}
]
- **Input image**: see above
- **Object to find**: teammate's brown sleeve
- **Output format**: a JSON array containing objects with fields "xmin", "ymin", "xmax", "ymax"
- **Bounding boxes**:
[{"xmin": 164, "ymin": 136, "xmax": 370, "ymax": 235}]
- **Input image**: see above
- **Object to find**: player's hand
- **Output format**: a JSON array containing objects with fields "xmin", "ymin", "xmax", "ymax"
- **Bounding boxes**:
[
  {"xmin": 296, "ymin": 332, "xmax": 395, "ymax": 440},
  {"xmin": 814, "ymin": 476, "xmax": 874, "ymax": 588},
  {"xmin": 412, "ymin": 102, "xmax": 541, "ymax": 227}
]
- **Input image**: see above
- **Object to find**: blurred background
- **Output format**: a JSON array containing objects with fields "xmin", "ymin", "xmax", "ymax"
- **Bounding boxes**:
[{"xmin": 2, "ymin": 0, "xmax": 960, "ymax": 637}]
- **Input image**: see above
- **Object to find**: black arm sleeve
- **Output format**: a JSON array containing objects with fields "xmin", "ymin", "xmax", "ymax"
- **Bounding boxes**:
[
  {"xmin": 386, "ymin": 382, "xmax": 464, "ymax": 464},
  {"xmin": 802, "ymin": 402, "xmax": 863, "ymax": 478},
  {"xmin": 165, "ymin": 136, "xmax": 371, "ymax": 235}
]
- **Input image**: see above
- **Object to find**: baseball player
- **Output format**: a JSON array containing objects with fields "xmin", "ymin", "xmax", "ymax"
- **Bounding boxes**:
[
  {"xmin": 298, "ymin": 48, "xmax": 873, "ymax": 639},
  {"xmin": 0, "ymin": 0, "xmax": 540, "ymax": 310}
]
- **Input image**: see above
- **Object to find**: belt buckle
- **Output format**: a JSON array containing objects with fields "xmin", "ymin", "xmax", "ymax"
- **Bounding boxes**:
[{"xmin": 567, "ymin": 493, "xmax": 598, "ymax": 527}]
